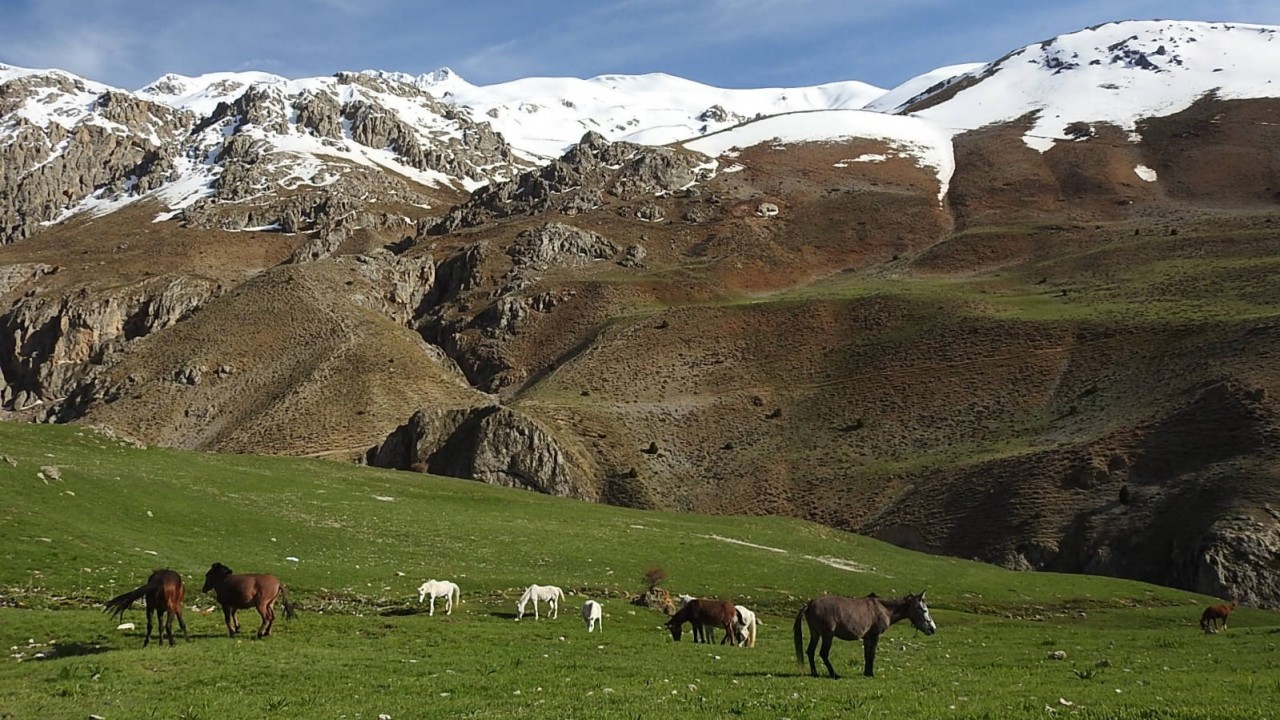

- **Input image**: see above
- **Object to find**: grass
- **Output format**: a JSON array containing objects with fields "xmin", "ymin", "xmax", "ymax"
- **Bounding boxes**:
[{"xmin": 2, "ymin": 422, "xmax": 1278, "ymax": 719}]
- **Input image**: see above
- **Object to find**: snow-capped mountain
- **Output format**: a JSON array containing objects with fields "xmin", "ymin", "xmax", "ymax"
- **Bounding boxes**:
[
  {"xmin": 4, "ymin": 19, "xmax": 1280, "ymax": 243},
  {"xmin": 409, "ymin": 69, "xmax": 886, "ymax": 160},
  {"xmin": 895, "ymin": 20, "xmax": 1280, "ymax": 150}
]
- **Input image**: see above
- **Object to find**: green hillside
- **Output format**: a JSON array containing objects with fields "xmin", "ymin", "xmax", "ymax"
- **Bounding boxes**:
[{"xmin": 1, "ymin": 423, "xmax": 1277, "ymax": 719}]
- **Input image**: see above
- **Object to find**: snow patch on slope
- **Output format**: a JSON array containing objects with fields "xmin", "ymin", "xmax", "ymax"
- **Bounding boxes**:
[{"xmin": 684, "ymin": 110, "xmax": 954, "ymax": 202}]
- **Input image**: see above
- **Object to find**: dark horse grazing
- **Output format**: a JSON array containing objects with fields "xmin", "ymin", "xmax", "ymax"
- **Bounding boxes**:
[
  {"xmin": 103, "ymin": 569, "xmax": 189, "ymax": 647},
  {"xmin": 666, "ymin": 598, "xmax": 738, "ymax": 645},
  {"xmin": 793, "ymin": 591, "xmax": 936, "ymax": 678},
  {"xmin": 202, "ymin": 562, "xmax": 296, "ymax": 638},
  {"xmin": 1200, "ymin": 599, "xmax": 1238, "ymax": 633}
]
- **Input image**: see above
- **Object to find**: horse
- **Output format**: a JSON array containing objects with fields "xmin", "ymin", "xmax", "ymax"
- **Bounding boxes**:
[
  {"xmin": 582, "ymin": 599, "xmax": 603, "ymax": 633},
  {"xmin": 516, "ymin": 584, "xmax": 565, "ymax": 620},
  {"xmin": 103, "ymin": 569, "xmax": 189, "ymax": 647},
  {"xmin": 417, "ymin": 579, "xmax": 461, "ymax": 616},
  {"xmin": 734, "ymin": 604, "xmax": 759, "ymax": 648},
  {"xmin": 793, "ymin": 591, "xmax": 936, "ymax": 678},
  {"xmin": 666, "ymin": 598, "xmax": 738, "ymax": 645},
  {"xmin": 676, "ymin": 593, "xmax": 711, "ymax": 643},
  {"xmin": 202, "ymin": 562, "xmax": 296, "ymax": 638},
  {"xmin": 1200, "ymin": 599, "xmax": 1238, "ymax": 633}
]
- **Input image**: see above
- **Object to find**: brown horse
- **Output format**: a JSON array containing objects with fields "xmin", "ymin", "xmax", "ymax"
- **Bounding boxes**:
[
  {"xmin": 202, "ymin": 562, "xmax": 296, "ymax": 638},
  {"xmin": 1200, "ymin": 599, "xmax": 1238, "ymax": 633},
  {"xmin": 103, "ymin": 569, "xmax": 189, "ymax": 647},
  {"xmin": 793, "ymin": 591, "xmax": 937, "ymax": 678},
  {"xmin": 666, "ymin": 598, "xmax": 738, "ymax": 645}
]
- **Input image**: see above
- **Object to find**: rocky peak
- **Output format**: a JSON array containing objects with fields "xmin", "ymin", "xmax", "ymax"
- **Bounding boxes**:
[{"xmin": 432, "ymin": 132, "xmax": 709, "ymax": 233}]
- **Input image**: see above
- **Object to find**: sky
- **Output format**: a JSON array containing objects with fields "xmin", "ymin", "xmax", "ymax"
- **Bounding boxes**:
[{"xmin": 2, "ymin": 0, "xmax": 1280, "ymax": 92}]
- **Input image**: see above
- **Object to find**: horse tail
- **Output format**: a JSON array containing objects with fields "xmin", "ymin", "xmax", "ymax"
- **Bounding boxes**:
[
  {"xmin": 453, "ymin": 584, "xmax": 461, "ymax": 605},
  {"xmin": 793, "ymin": 603, "xmax": 808, "ymax": 666},
  {"xmin": 280, "ymin": 585, "xmax": 298, "ymax": 620},
  {"xmin": 748, "ymin": 617, "xmax": 757, "ymax": 648},
  {"xmin": 104, "ymin": 580, "xmax": 159, "ymax": 621},
  {"xmin": 1199, "ymin": 608, "xmax": 1211, "ymax": 630},
  {"xmin": 558, "ymin": 586, "xmax": 566, "ymax": 603}
]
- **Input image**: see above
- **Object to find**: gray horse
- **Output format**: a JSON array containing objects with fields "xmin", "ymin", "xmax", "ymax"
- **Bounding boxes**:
[{"xmin": 793, "ymin": 591, "xmax": 936, "ymax": 678}]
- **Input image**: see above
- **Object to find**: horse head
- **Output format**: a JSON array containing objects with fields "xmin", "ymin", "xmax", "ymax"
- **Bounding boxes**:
[
  {"xmin": 664, "ymin": 614, "xmax": 684, "ymax": 641},
  {"xmin": 906, "ymin": 591, "xmax": 937, "ymax": 636},
  {"xmin": 202, "ymin": 562, "xmax": 233, "ymax": 593}
]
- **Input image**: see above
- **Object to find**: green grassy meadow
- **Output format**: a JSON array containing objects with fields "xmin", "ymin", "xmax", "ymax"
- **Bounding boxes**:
[{"xmin": 2, "ymin": 423, "xmax": 1278, "ymax": 719}]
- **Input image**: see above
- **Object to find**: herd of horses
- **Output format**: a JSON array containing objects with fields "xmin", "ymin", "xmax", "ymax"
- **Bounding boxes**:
[{"xmin": 104, "ymin": 566, "xmax": 1242, "ymax": 678}]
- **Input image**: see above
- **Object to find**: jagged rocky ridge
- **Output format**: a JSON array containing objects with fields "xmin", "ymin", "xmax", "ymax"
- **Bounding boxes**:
[
  {"xmin": 0, "ymin": 67, "xmax": 529, "ymax": 243},
  {"xmin": 432, "ymin": 131, "xmax": 710, "ymax": 233}
]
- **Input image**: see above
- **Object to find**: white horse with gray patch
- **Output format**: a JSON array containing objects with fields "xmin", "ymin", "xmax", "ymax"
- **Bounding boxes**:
[
  {"xmin": 734, "ymin": 604, "xmax": 759, "ymax": 647},
  {"xmin": 417, "ymin": 579, "xmax": 461, "ymax": 616},
  {"xmin": 516, "ymin": 584, "xmax": 565, "ymax": 620},
  {"xmin": 582, "ymin": 599, "xmax": 603, "ymax": 633}
]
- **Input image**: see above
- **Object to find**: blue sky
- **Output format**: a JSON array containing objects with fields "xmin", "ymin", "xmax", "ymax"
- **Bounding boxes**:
[{"xmin": 2, "ymin": 0, "xmax": 1279, "ymax": 91}]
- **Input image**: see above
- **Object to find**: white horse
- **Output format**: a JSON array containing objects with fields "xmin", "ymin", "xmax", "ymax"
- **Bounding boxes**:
[
  {"xmin": 417, "ymin": 579, "xmax": 461, "ymax": 616},
  {"xmin": 516, "ymin": 584, "xmax": 565, "ymax": 621},
  {"xmin": 734, "ymin": 604, "xmax": 759, "ymax": 648},
  {"xmin": 582, "ymin": 599, "xmax": 603, "ymax": 633}
]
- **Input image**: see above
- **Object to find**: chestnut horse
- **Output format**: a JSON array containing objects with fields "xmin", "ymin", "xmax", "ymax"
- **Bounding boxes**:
[
  {"xmin": 666, "ymin": 598, "xmax": 738, "ymax": 645},
  {"xmin": 202, "ymin": 562, "xmax": 296, "ymax": 638},
  {"xmin": 1200, "ymin": 599, "xmax": 1238, "ymax": 633},
  {"xmin": 104, "ymin": 569, "xmax": 189, "ymax": 647},
  {"xmin": 793, "ymin": 591, "xmax": 936, "ymax": 678}
]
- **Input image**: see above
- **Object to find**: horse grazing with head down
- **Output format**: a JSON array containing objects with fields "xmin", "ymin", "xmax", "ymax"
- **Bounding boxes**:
[
  {"xmin": 666, "ymin": 598, "xmax": 738, "ymax": 645},
  {"xmin": 104, "ymin": 569, "xmax": 189, "ymax": 647},
  {"xmin": 516, "ymin": 584, "xmax": 565, "ymax": 620},
  {"xmin": 1200, "ymin": 598, "xmax": 1238, "ymax": 633},
  {"xmin": 202, "ymin": 562, "xmax": 296, "ymax": 638},
  {"xmin": 417, "ymin": 579, "xmax": 461, "ymax": 616},
  {"xmin": 734, "ymin": 604, "xmax": 759, "ymax": 648},
  {"xmin": 794, "ymin": 591, "xmax": 936, "ymax": 678},
  {"xmin": 582, "ymin": 599, "xmax": 603, "ymax": 633}
]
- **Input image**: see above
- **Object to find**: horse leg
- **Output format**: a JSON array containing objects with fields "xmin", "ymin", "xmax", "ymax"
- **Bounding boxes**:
[
  {"xmin": 551, "ymin": 599, "xmax": 558, "ymax": 619},
  {"xmin": 533, "ymin": 598, "xmax": 540, "ymax": 620},
  {"xmin": 262, "ymin": 598, "xmax": 277, "ymax": 637},
  {"xmin": 429, "ymin": 595, "xmax": 436, "ymax": 616},
  {"xmin": 222, "ymin": 605, "xmax": 236, "ymax": 637},
  {"xmin": 819, "ymin": 634, "xmax": 839, "ymax": 679},
  {"xmin": 806, "ymin": 632, "xmax": 821, "ymax": 677},
  {"xmin": 177, "ymin": 609, "xmax": 190, "ymax": 643},
  {"xmin": 164, "ymin": 609, "xmax": 175, "ymax": 647},
  {"xmin": 863, "ymin": 633, "xmax": 880, "ymax": 677},
  {"xmin": 144, "ymin": 606, "xmax": 155, "ymax": 647}
]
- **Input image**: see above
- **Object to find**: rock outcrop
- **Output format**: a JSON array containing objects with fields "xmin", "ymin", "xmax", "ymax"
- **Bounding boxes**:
[
  {"xmin": 1186, "ymin": 517, "xmax": 1280, "ymax": 607},
  {"xmin": 0, "ymin": 276, "xmax": 220, "ymax": 405},
  {"xmin": 367, "ymin": 405, "xmax": 598, "ymax": 500},
  {"xmin": 432, "ymin": 131, "xmax": 710, "ymax": 233}
]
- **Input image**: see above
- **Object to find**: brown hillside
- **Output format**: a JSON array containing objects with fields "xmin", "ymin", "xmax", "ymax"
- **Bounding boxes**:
[{"xmin": 3, "ymin": 102, "xmax": 1279, "ymax": 606}]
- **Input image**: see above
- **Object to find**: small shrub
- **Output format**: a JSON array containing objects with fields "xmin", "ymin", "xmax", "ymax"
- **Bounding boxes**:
[{"xmin": 641, "ymin": 567, "xmax": 668, "ymax": 592}]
